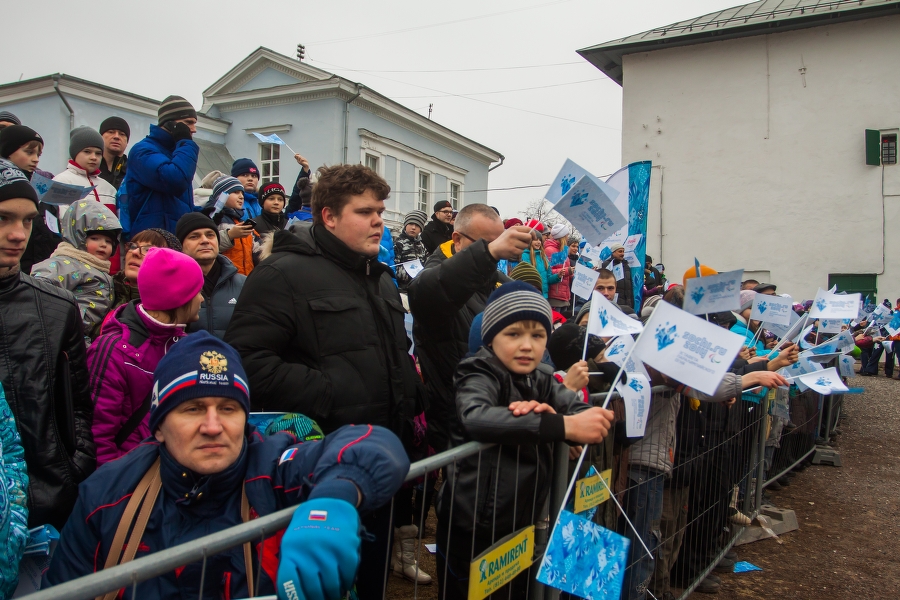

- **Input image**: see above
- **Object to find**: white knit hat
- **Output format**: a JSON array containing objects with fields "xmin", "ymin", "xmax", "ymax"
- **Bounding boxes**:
[{"xmin": 550, "ymin": 223, "xmax": 570, "ymax": 240}]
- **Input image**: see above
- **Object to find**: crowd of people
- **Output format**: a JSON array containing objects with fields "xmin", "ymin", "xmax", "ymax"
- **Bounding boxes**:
[{"xmin": 0, "ymin": 100, "xmax": 874, "ymax": 600}]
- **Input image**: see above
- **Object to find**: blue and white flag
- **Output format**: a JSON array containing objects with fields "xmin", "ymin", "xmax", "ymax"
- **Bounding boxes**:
[
  {"xmin": 682, "ymin": 269, "xmax": 743, "ymax": 316},
  {"xmin": 796, "ymin": 367, "xmax": 849, "ymax": 395},
  {"xmin": 251, "ymin": 132, "xmax": 279, "ymax": 144},
  {"xmin": 808, "ymin": 329, "xmax": 856, "ymax": 355},
  {"xmin": 765, "ymin": 308, "xmax": 800, "ymax": 340},
  {"xmin": 780, "ymin": 354, "xmax": 823, "ymax": 379},
  {"xmin": 809, "ymin": 289, "xmax": 861, "ymax": 320},
  {"xmin": 586, "ymin": 291, "xmax": 643, "ymax": 338},
  {"xmin": 552, "ymin": 176, "xmax": 626, "ymax": 248},
  {"xmin": 886, "ymin": 312, "xmax": 900, "ymax": 336},
  {"xmin": 30, "ymin": 172, "xmax": 94, "ymax": 206},
  {"xmin": 632, "ymin": 300, "xmax": 744, "ymax": 395},
  {"xmin": 605, "ymin": 335, "xmax": 651, "ymax": 381},
  {"xmin": 838, "ymin": 355, "xmax": 857, "ymax": 378},
  {"xmin": 750, "ymin": 294, "xmax": 794, "ymax": 326},
  {"xmin": 545, "ymin": 158, "xmax": 616, "ymax": 206},
  {"xmin": 571, "ymin": 263, "xmax": 599, "ymax": 301},
  {"xmin": 819, "ymin": 318, "xmax": 849, "ymax": 334},
  {"xmin": 616, "ymin": 374, "xmax": 651, "ymax": 437}
]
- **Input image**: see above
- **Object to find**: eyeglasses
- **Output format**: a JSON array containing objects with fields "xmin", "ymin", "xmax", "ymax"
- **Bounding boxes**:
[
  {"xmin": 126, "ymin": 243, "xmax": 155, "ymax": 256},
  {"xmin": 438, "ymin": 209, "xmax": 454, "ymax": 215},
  {"xmin": 457, "ymin": 231, "xmax": 477, "ymax": 243}
]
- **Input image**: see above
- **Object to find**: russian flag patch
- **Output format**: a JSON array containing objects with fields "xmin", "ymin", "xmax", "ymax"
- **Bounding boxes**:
[
  {"xmin": 279, "ymin": 448, "xmax": 298, "ymax": 464},
  {"xmin": 309, "ymin": 510, "xmax": 328, "ymax": 521}
]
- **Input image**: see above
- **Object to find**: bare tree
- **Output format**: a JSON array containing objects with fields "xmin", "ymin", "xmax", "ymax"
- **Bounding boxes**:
[{"xmin": 518, "ymin": 198, "xmax": 579, "ymax": 238}]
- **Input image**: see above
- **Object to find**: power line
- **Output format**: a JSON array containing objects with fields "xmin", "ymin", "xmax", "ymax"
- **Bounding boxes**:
[
  {"xmin": 315, "ymin": 61, "xmax": 585, "ymax": 74},
  {"xmin": 393, "ymin": 183, "xmax": 550, "ymax": 194},
  {"xmin": 310, "ymin": 58, "xmax": 620, "ymax": 131},
  {"xmin": 308, "ymin": 0, "xmax": 573, "ymax": 45},
  {"xmin": 391, "ymin": 78, "xmax": 600, "ymax": 98}
]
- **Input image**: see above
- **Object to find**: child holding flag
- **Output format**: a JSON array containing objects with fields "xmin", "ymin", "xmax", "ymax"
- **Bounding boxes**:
[{"xmin": 436, "ymin": 281, "xmax": 615, "ymax": 599}]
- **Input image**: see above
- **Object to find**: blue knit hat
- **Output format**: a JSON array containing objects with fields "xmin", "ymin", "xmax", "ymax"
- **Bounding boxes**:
[
  {"xmin": 211, "ymin": 175, "xmax": 243, "ymax": 200},
  {"xmin": 149, "ymin": 331, "xmax": 250, "ymax": 432},
  {"xmin": 481, "ymin": 281, "xmax": 553, "ymax": 345},
  {"xmin": 231, "ymin": 158, "xmax": 259, "ymax": 178}
]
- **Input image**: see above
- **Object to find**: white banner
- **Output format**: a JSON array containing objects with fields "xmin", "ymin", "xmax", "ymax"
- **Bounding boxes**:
[
  {"xmin": 765, "ymin": 308, "xmax": 800, "ymax": 340},
  {"xmin": 780, "ymin": 354, "xmax": 823, "ymax": 379},
  {"xmin": 400, "ymin": 259, "xmax": 424, "ymax": 279},
  {"xmin": 617, "ymin": 374, "xmax": 651, "ymax": 437},
  {"xmin": 808, "ymin": 289, "xmax": 862, "ymax": 320},
  {"xmin": 838, "ymin": 355, "xmax": 857, "ymax": 378},
  {"xmin": 750, "ymin": 294, "xmax": 794, "ymax": 326},
  {"xmin": 571, "ymin": 263, "xmax": 600, "ymax": 301},
  {"xmin": 795, "ymin": 367, "xmax": 849, "ymax": 395},
  {"xmin": 632, "ymin": 300, "xmax": 745, "ymax": 395},
  {"xmin": 818, "ymin": 318, "xmax": 846, "ymax": 334},
  {"xmin": 544, "ymin": 158, "xmax": 616, "ymax": 206},
  {"xmin": 682, "ymin": 269, "xmax": 743, "ymax": 316},
  {"xmin": 586, "ymin": 291, "xmax": 643, "ymax": 338},
  {"xmin": 552, "ymin": 176, "xmax": 627, "ymax": 248},
  {"xmin": 886, "ymin": 312, "xmax": 900, "ymax": 336}
]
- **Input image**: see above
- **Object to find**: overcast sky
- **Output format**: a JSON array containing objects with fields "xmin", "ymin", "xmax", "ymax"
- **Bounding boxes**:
[{"xmin": 2, "ymin": 0, "xmax": 741, "ymax": 217}]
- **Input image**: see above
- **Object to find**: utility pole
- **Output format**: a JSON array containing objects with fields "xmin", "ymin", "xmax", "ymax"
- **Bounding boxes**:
[
  {"xmin": 296, "ymin": 44, "xmax": 306, "ymax": 61},
  {"xmin": 428, "ymin": 103, "xmax": 433, "ymax": 120}
]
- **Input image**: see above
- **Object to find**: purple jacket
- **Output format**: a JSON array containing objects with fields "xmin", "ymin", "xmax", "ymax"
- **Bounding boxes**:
[{"xmin": 87, "ymin": 301, "xmax": 186, "ymax": 465}]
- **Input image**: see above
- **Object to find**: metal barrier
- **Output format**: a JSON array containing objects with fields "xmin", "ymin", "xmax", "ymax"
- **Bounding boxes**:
[{"xmin": 26, "ymin": 381, "xmax": 823, "ymax": 600}]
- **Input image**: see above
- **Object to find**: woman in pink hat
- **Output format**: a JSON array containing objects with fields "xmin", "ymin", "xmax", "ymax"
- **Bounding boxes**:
[{"xmin": 87, "ymin": 248, "xmax": 205, "ymax": 465}]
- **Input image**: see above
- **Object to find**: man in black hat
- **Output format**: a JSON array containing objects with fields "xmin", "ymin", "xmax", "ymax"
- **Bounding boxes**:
[
  {"xmin": 753, "ymin": 282, "xmax": 777, "ymax": 296},
  {"xmin": 98, "ymin": 116, "xmax": 130, "ymax": 190},
  {"xmin": 420, "ymin": 199, "xmax": 454, "ymax": 255}
]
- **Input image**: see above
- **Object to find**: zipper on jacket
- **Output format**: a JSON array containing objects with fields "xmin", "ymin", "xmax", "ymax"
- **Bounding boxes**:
[{"xmin": 366, "ymin": 259, "xmax": 371, "ymax": 276}]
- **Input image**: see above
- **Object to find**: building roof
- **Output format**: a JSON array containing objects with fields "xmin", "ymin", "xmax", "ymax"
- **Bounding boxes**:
[
  {"xmin": 202, "ymin": 47, "xmax": 504, "ymax": 166},
  {"xmin": 193, "ymin": 138, "xmax": 235, "ymax": 182},
  {"xmin": 578, "ymin": 0, "xmax": 900, "ymax": 85}
]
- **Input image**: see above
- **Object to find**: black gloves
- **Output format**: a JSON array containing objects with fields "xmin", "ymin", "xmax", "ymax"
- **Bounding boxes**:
[
  {"xmin": 592, "ymin": 361, "xmax": 627, "ymax": 385},
  {"xmin": 169, "ymin": 121, "xmax": 193, "ymax": 142}
]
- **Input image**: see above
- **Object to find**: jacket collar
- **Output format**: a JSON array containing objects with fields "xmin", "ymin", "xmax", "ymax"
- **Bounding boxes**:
[
  {"xmin": 148, "ymin": 124, "xmax": 175, "ymax": 150},
  {"xmin": 67, "ymin": 160, "xmax": 100, "ymax": 177},
  {"xmin": 273, "ymin": 221, "xmax": 391, "ymax": 278},
  {"xmin": 439, "ymin": 239, "xmax": 455, "ymax": 259},
  {"xmin": 160, "ymin": 439, "xmax": 248, "ymax": 508},
  {"xmin": 51, "ymin": 242, "xmax": 110, "ymax": 273}
]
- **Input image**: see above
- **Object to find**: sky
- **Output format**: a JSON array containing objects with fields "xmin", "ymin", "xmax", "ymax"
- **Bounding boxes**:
[{"xmin": 1, "ymin": 0, "xmax": 743, "ymax": 218}]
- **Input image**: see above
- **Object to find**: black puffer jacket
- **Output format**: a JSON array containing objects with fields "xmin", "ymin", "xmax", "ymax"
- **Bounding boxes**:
[
  {"xmin": 407, "ymin": 239, "xmax": 508, "ymax": 451},
  {"xmin": 602, "ymin": 257, "xmax": 634, "ymax": 309},
  {"xmin": 420, "ymin": 215, "xmax": 452, "ymax": 256},
  {"xmin": 0, "ymin": 272, "xmax": 95, "ymax": 530},
  {"xmin": 187, "ymin": 255, "xmax": 246, "ymax": 340},
  {"xmin": 225, "ymin": 223, "xmax": 421, "ymax": 445},
  {"xmin": 438, "ymin": 349, "xmax": 591, "ymax": 537}
]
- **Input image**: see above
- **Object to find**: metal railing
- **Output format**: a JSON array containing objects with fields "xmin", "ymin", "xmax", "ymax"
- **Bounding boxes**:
[{"xmin": 26, "ymin": 380, "xmax": 838, "ymax": 600}]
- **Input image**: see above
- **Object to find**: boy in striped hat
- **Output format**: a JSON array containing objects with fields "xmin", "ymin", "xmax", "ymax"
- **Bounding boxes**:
[
  {"xmin": 436, "ymin": 281, "xmax": 616, "ymax": 599},
  {"xmin": 393, "ymin": 209, "xmax": 428, "ymax": 291}
]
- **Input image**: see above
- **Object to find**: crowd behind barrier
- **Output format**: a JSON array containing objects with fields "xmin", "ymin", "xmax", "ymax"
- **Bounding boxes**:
[{"xmin": 0, "ymin": 105, "xmax": 882, "ymax": 600}]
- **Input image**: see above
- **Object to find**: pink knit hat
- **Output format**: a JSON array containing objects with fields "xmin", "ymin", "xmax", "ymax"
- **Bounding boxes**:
[{"xmin": 138, "ymin": 247, "xmax": 204, "ymax": 311}]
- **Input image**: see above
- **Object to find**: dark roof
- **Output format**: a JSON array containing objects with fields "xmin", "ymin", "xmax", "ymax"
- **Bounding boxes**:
[
  {"xmin": 194, "ymin": 138, "xmax": 235, "ymax": 181},
  {"xmin": 578, "ymin": 0, "xmax": 900, "ymax": 85}
]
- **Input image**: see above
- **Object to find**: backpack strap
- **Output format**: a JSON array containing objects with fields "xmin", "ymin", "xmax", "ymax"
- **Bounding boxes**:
[
  {"xmin": 97, "ymin": 457, "xmax": 161, "ymax": 600},
  {"xmin": 114, "ymin": 390, "xmax": 153, "ymax": 448},
  {"xmin": 241, "ymin": 483, "xmax": 255, "ymax": 597}
]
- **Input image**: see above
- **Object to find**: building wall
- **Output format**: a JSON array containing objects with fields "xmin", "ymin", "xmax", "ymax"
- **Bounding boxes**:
[{"xmin": 620, "ymin": 14, "xmax": 900, "ymax": 301}]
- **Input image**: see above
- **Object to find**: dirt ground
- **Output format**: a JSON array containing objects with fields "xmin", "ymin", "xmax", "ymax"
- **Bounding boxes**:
[{"xmin": 386, "ymin": 372, "xmax": 899, "ymax": 599}]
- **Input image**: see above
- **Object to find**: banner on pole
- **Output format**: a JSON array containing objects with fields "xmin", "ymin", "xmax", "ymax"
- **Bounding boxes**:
[
  {"xmin": 750, "ymin": 294, "xmax": 794, "ymax": 326},
  {"xmin": 586, "ymin": 291, "xmax": 643, "ymax": 338},
  {"xmin": 552, "ymin": 176, "xmax": 626, "ymax": 248},
  {"xmin": 571, "ymin": 263, "xmax": 600, "ymax": 301},
  {"xmin": 809, "ymin": 289, "xmax": 861, "ymax": 319},
  {"xmin": 682, "ymin": 269, "xmax": 743, "ymax": 316}
]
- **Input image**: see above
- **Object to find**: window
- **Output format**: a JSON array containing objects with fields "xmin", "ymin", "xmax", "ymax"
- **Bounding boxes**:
[
  {"xmin": 883, "ymin": 134, "xmax": 897, "ymax": 166},
  {"xmin": 450, "ymin": 182, "xmax": 461, "ymax": 210},
  {"xmin": 365, "ymin": 154, "xmax": 379, "ymax": 172},
  {"xmin": 259, "ymin": 143, "xmax": 280, "ymax": 184},
  {"xmin": 417, "ymin": 172, "xmax": 430, "ymax": 212}
]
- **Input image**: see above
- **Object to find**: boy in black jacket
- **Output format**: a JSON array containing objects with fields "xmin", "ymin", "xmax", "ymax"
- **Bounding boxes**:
[{"xmin": 436, "ymin": 281, "xmax": 616, "ymax": 599}]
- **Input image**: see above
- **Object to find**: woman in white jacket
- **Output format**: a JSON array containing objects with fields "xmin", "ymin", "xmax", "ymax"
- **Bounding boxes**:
[{"xmin": 54, "ymin": 126, "xmax": 120, "ymax": 270}]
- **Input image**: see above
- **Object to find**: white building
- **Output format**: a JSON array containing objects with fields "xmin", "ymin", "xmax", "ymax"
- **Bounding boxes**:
[
  {"xmin": 0, "ymin": 47, "xmax": 503, "ymax": 230},
  {"xmin": 579, "ymin": 0, "xmax": 900, "ymax": 302}
]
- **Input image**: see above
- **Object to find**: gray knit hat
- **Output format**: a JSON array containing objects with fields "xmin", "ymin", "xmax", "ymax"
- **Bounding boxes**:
[
  {"xmin": 481, "ymin": 281, "xmax": 552, "ymax": 345},
  {"xmin": 404, "ymin": 210, "xmax": 427, "ymax": 230},
  {"xmin": 158, "ymin": 95, "xmax": 197, "ymax": 125},
  {"xmin": 0, "ymin": 111, "xmax": 20, "ymax": 126},
  {"xmin": 211, "ymin": 176, "xmax": 244, "ymax": 201},
  {"xmin": 69, "ymin": 126, "xmax": 104, "ymax": 160}
]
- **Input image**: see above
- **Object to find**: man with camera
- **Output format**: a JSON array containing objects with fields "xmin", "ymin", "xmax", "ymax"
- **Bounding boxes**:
[{"xmin": 121, "ymin": 95, "xmax": 200, "ymax": 234}]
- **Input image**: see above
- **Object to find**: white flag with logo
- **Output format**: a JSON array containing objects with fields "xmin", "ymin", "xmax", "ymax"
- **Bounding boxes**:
[
  {"xmin": 795, "ymin": 367, "xmax": 849, "ymax": 395},
  {"xmin": 586, "ymin": 291, "xmax": 643, "ymax": 338},
  {"xmin": 544, "ymin": 158, "xmax": 615, "ymax": 206},
  {"xmin": 571, "ymin": 263, "xmax": 600, "ymax": 301},
  {"xmin": 632, "ymin": 300, "xmax": 744, "ymax": 395},
  {"xmin": 400, "ymin": 259, "xmax": 424, "ymax": 279},
  {"xmin": 682, "ymin": 270, "xmax": 743, "ymax": 316},
  {"xmin": 818, "ymin": 319, "xmax": 846, "ymax": 334},
  {"xmin": 765, "ymin": 308, "xmax": 800, "ymax": 340},
  {"xmin": 808, "ymin": 289, "xmax": 861, "ymax": 319},
  {"xmin": 750, "ymin": 294, "xmax": 794, "ymax": 326},
  {"xmin": 552, "ymin": 176, "xmax": 627, "ymax": 247},
  {"xmin": 838, "ymin": 355, "xmax": 856, "ymax": 378},
  {"xmin": 617, "ymin": 374, "xmax": 651, "ymax": 437}
]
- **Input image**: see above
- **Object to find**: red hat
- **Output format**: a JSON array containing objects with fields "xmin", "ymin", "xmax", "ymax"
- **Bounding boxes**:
[
  {"xmin": 524, "ymin": 219, "xmax": 544, "ymax": 232},
  {"xmin": 504, "ymin": 218, "xmax": 523, "ymax": 229}
]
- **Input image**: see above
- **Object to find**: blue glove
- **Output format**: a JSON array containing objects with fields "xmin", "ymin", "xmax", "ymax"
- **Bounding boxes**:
[{"xmin": 277, "ymin": 498, "xmax": 361, "ymax": 600}]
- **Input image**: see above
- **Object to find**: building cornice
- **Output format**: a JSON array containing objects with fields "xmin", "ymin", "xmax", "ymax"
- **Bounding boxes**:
[{"xmin": 359, "ymin": 128, "xmax": 468, "ymax": 176}]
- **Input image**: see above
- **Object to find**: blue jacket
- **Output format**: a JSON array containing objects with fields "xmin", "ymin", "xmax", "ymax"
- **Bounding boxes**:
[
  {"xmin": 521, "ymin": 249, "xmax": 560, "ymax": 298},
  {"xmin": 0, "ymin": 383, "xmax": 28, "ymax": 597},
  {"xmin": 242, "ymin": 190, "xmax": 261, "ymax": 221},
  {"xmin": 122, "ymin": 125, "xmax": 199, "ymax": 233},
  {"xmin": 731, "ymin": 319, "xmax": 777, "ymax": 403},
  {"xmin": 44, "ymin": 424, "xmax": 408, "ymax": 599}
]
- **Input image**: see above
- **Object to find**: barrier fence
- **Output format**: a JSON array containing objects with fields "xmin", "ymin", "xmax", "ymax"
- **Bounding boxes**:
[{"xmin": 24, "ymin": 381, "xmax": 838, "ymax": 600}]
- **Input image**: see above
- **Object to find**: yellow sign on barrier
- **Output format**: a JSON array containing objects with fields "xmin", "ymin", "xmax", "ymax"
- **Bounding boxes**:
[
  {"xmin": 574, "ymin": 468, "xmax": 612, "ymax": 513},
  {"xmin": 467, "ymin": 525, "xmax": 535, "ymax": 600}
]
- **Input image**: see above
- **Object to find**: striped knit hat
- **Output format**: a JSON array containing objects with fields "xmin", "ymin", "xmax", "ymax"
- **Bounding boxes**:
[
  {"xmin": 149, "ymin": 331, "xmax": 250, "ymax": 432},
  {"xmin": 509, "ymin": 262, "xmax": 543, "ymax": 292},
  {"xmin": 212, "ymin": 175, "xmax": 244, "ymax": 200},
  {"xmin": 158, "ymin": 95, "xmax": 197, "ymax": 125},
  {"xmin": 404, "ymin": 209, "xmax": 427, "ymax": 230},
  {"xmin": 481, "ymin": 281, "xmax": 552, "ymax": 345},
  {"xmin": 0, "ymin": 111, "xmax": 20, "ymax": 126}
]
